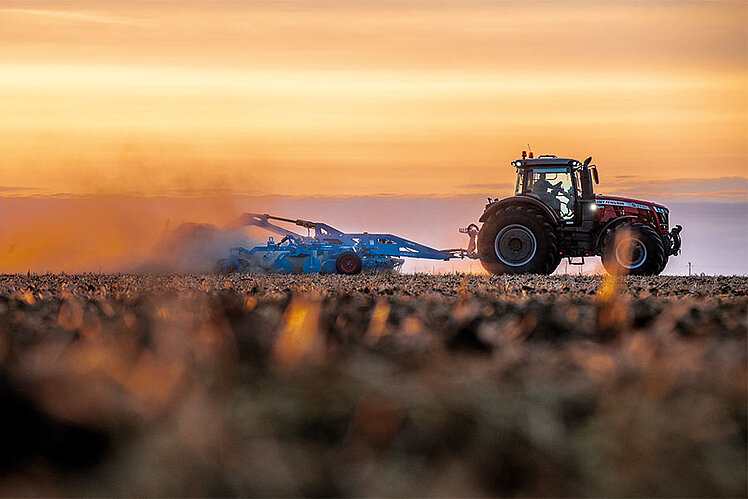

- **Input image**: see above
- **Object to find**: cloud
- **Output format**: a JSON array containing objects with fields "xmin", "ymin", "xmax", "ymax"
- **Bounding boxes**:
[
  {"xmin": 1, "ymin": 8, "xmax": 154, "ymax": 27},
  {"xmin": 0, "ymin": 185, "xmax": 40, "ymax": 192},
  {"xmin": 458, "ymin": 183, "xmax": 513, "ymax": 191},
  {"xmin": 455, "ymin": 177, "xmax": 748, "ymax": 202},
  {"xmin": 0, "ymin": 185, "xmax": 50, "ymax": 197},
  {"xmin": 604, "ymin": 176, "xmax": 748, "ymax": 200}
]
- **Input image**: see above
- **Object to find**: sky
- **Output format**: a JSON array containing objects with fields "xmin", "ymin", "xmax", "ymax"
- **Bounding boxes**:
[
  {"xmin": 0, "ymin": 0, "xmax": 746, "ymax": 273},
  {"xmin": 0, "ymin": 0, "xmax": 746, "ymax": 198}
]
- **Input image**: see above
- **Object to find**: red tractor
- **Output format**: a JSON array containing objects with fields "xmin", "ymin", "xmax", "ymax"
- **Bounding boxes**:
[{"xmin": 475, "ymin": 154, "xmax": 682, "ymax": 275}]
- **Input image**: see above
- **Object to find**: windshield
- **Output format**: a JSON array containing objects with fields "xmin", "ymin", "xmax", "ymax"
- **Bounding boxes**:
[{"xmin": 527, "ymin": 168, "xmax": 575, "ymax": 219}]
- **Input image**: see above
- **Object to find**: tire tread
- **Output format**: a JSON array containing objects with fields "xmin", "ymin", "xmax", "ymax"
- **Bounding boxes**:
[
  {"xmin": 601, "ymin": 222, "xmax": 665, "ymax": 276},
  {"xmin": 478, "ymin": 204, "xmax": 559, "ymax": 275}
]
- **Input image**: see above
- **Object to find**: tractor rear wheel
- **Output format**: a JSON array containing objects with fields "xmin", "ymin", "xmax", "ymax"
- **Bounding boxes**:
[
  {"xmin": 601, "ymin": 222, "xmax": 666, "ymax": 276},
  {"xmin": 335, "ymin": 251, "xmax": 363, "ymax": 275},
  {"xmin": 478, "ymin": 205, "xmax": 559, "ymax": 275},
  {"xmin": 480, "ymin": 260, "xmax": 503, "ymax": 275},
  {"xmin": 551, "ymin": 252, "xmax": 563, "ymax": 274}
]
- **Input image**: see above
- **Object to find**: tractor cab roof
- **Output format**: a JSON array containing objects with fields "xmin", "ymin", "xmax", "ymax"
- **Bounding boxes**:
[{"xmin": 511, "ymin": 156, "xmax": 583, "ymax": 169}]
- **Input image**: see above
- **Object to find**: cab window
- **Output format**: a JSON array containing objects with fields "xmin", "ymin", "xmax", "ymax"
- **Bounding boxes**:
[{"xmin": 527, "ymin": 168, "xmax": 575, "ymax": 219}]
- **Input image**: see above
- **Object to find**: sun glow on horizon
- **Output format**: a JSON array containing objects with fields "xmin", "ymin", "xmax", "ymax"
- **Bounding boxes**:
[{"xmin": 0, "ymin": 0, "xmax": 745, "ymax": 199}]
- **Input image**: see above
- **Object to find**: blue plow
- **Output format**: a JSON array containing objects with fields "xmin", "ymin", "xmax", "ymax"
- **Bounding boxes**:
[{"xmin": 216, "ymin": 213, "xmax": 479, "ymax": 275}]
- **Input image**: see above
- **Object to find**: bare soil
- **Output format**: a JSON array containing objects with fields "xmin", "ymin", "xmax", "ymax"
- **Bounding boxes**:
[{"xmin": 0, "ymin": 274, "xmax": 745, "ymax": 497}]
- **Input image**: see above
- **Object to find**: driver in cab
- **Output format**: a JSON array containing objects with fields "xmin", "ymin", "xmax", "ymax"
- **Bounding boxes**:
[{"xmin": 530, "ymin": 173, "xmax": 563, "ymax": 211}]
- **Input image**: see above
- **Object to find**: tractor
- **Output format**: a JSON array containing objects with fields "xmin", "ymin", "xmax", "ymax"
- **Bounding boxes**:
[
  {"xmin": 476, "ymin": 153, "xmax": 682, "ymax": 275},
  {"xmin": 216, "ymin": 153, "xmax": 682, "ymax": 276}
]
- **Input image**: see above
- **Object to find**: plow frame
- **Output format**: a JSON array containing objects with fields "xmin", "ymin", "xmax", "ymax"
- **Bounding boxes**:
[{"xmin": 218, "ymin": 213, "xmax": 474, "ymax": 274}]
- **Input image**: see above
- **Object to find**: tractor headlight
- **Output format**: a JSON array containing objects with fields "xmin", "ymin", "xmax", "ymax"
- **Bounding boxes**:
[{"xmin": 590, "ymin": 204, "xmax": 597, "ymax": 211}]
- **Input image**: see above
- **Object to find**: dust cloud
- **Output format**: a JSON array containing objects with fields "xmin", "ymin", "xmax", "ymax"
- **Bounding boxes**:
[
  {"xmin": 0, "ymin": 196, "xmax": 256, "ymax": 274},
  {"xmin": 138, "ymin": 222, "xmax": 252, "ymax": 274}
]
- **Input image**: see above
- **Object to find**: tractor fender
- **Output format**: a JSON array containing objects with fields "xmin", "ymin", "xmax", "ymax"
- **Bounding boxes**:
[
  {"xmin": 479, "ymin": 196, "xmax": 560, "ymax": 225},
  {"xmin": 593, "ymin": 216, "xmax": 637, "ymax": 252}
]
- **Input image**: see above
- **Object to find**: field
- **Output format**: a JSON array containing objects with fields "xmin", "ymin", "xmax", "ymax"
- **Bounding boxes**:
[{"xmin": 0, "ymin": 273, "xmax": 745, "ymax": 497}]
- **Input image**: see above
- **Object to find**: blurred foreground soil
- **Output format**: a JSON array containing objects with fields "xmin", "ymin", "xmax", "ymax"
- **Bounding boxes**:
[{"xmin": 0, "ymin": 274, "xmax": 745, "ymax": 497}]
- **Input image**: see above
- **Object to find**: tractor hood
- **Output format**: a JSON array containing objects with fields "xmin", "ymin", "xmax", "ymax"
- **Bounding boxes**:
[
  {"xmin": 595, "ymin": 195, "xmax": 668, "ymax": 213},
  {"xmin": 593, "ymin": 194, "xmax": 681, "ymax": 254}
]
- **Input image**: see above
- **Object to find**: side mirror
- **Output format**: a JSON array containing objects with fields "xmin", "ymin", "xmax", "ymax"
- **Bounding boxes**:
[
  {"xmin": 592, "ymin": 166, "xmax": 599, "ymax": 184},
  {"xmin": 583, "ymin": 156, "xmax": 593, "ymax": 167}
]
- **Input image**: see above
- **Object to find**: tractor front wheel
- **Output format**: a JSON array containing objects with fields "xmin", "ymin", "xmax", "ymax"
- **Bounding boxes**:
[
  {"xmin": 601, "ymin": 222, "xmax": 666, "ymax": 276},
  {"xmin": 655, "ymin": 255, "xmax": 669, "ymax": 275},
  {"xmin": 478, "ymin": 205, "xmax": 559, "ymax": 275}
]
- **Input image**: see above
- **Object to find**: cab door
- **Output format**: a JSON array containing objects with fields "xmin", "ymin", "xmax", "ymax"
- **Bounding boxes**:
[
  {"xmin": 526, "ymin": 168, "xmax": 576, "ymax": 221},
  {"xmin": 576, "ymin": 167, "xmax": 597, "ymax": 223}
]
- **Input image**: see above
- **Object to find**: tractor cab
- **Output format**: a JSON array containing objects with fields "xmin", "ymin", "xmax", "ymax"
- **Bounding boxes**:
[{"xmin": 511, "ymin": 154, "xmax": 599, "ymax": 224}]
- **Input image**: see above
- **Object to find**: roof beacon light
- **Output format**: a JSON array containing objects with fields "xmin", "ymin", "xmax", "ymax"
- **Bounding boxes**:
[
  {"xmin": 522, "ymin": 150, "xmax": 527, "ymax": 159},
  {"xmin": 528, "ymin": 152, "xmax": 534, "ymax": 158}
]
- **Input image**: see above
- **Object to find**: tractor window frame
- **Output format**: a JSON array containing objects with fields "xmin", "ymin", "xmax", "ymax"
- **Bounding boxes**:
[
  {"xmin": 574, "ymin": 168, "xmax": 590, "ymax": 200},
  {"xmin": 525, "ymin": 167, "xmax": 578, "ymax": 220}
]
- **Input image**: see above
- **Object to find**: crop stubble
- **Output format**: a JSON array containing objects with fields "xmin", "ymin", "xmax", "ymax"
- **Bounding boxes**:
[{"xmin": 0, "ymin": 274, "xmax": 745, "ymax": 496}]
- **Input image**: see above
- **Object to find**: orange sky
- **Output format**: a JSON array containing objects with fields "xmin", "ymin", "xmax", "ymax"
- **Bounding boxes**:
[{"xmin": 0, "ymin": 0, "xmax": 746, "ymax": 198}]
